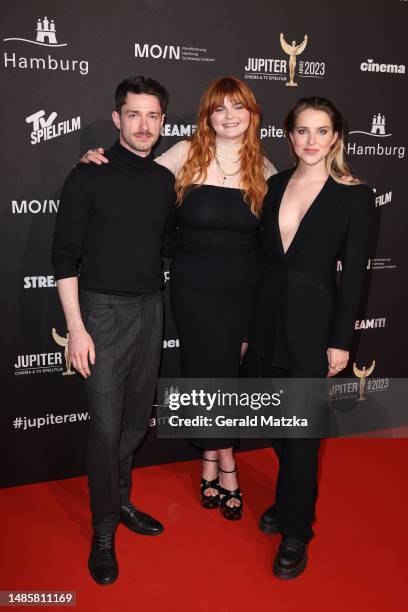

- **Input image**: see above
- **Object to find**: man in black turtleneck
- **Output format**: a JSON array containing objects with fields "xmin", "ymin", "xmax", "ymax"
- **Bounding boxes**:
[{"xmin": 51, "ymin": 76, "xmax": 175, "ymax": 585}]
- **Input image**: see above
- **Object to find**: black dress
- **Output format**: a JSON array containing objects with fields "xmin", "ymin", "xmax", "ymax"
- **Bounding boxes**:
[{"xmin": 169, "ymin": 185, "xmax": 262, "ymax": 450}]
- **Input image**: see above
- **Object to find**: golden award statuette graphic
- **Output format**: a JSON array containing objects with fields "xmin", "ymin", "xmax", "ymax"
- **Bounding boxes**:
[
  {"xmin": 280, "ymin": 33, "xmax": 308, "ymax": 86},
  {"xmin": 353, "ymin": 361, "xmax": 376, "ymax": 401},
  {"xmin": 52, "ymin": 328, "xmax": 76, "ymax": 376}
]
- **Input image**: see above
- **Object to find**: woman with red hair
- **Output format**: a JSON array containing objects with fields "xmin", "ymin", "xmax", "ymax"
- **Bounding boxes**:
[{"xmin": 81, "ymin": 76, "xmax": 276, "ymax": 520}]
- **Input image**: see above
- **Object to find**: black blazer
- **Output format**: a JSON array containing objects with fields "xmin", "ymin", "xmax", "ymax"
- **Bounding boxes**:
[{"xmin": 250, "ymin": 168, "xmax": 376, "ymax": 375}]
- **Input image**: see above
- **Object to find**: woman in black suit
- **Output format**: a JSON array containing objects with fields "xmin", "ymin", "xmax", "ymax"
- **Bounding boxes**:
[{"xmin": 246, "ymin": 97, "xmax": 375, "ymax": 579}]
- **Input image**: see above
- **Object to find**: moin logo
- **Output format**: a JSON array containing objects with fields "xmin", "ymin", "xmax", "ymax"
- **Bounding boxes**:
[
  {"xmin": 360, "ymin": 59, "xmax": 405, "ymax": 74},
  {"xmin": 348, "ymin": 114, "xmax": 405, "ymax": 159},
  {"xmin": 135, "ymin": 43, "xmax": 215, "ymax": 63},
  {"xmin": 11, "ymin": 199, "xmax": 59, "ymax": 214},
  {"xmin": 244, "ymin": 33, "xmax": 325, "ymax": 84},
  {"xmin": 26, "ymin": 110, "xmax": 81, "ymax": 145},
  {"xmin": 135, "ymin": 43, "xmax": 180, "ymax": 60},
  {"xmin": 3, "ymin": 17, "xmax": 89, "ymax": 75},
  {"xmin": 4, "ymin": 16, "xmax": 67, "ymax": 47},
  {"xmin": 337, "ymin": 258, "xmax": 397, "ymax": 272}
]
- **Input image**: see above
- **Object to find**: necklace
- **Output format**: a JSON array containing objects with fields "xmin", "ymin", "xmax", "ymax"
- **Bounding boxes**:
[{"xmin": 214, "ymin": 153, "xmax": 241, "ymax": 186}]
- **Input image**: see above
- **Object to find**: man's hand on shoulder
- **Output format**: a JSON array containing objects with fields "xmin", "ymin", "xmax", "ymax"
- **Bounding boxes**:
[{"xmin": 80, "ymin": 148, "xmax": 108, "ymax": 165}]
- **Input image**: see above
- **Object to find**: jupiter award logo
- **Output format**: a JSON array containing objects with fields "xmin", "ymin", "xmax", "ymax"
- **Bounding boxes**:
[
  {"xmin": 353, "ymin": 361, "xmax": 376, "ymax": 401},
  {"xmin": 4, "ymin": 16, "xmax": 67, "ymax": 47},
  {"xmin": 279, "ymin": 33, "xmax": 308, "ymax": 86},
  {"xmin": 244, "ymin": 33, "xmax": 325, "ymax": 84},
  {"xmin": 52, "ymin": 328, "xmax": 76, "ymax": 376}
]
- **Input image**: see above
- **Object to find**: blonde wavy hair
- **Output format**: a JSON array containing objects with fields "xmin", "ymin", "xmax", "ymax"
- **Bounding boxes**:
[
  {"xmin": 284, "ymin": 96, "xmax": 360, "ymax": 185},
  {"xmin": 175, "ymin": 76, "xmax": 268, "ymax": 216}
]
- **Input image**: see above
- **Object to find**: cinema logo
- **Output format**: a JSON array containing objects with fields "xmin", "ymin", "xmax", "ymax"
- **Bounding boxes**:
[
  {"xmin": 26, "ymin": 110, "xmax": 81, "ymax": 145},
  {"xmin": 360, "ymin": 58, "xmax": 405, "ymax": 75},
  {"xmin": 244, "ymin": 33, "xmax": 326, "ymax": 84},
  {"xmin": 11, "ymin": 199, "xmax": 59, "ymax": 214},
  {"xmin": 24, "ymin": 275, "xmax": 56, "ymax": 289},
  {"xmin": 348, "ymin": 115, "xmax": 405, "ymax": 159},
  {"xmin": 161, "ymin": 123, "xmax": 197, "ymax": 137},
  {"xmin": 3, "ymin": 17, "xmax": 89, "ymax": 75},
  {"xmin": 134, "ymin": 43, "xmax": 215, "ymax": 63},
  {"xmin": 355, "ymin": 318, "xmax": 386, "ymax": 330}
]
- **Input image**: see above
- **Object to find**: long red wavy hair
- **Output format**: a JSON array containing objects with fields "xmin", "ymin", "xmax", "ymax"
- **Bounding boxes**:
[{"xmin": 175, "ymin": 76, "xmax": 267, "ymax": 216}]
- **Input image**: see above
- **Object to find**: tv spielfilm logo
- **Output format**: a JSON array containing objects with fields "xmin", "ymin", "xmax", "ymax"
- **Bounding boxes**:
[{"xmin": 244, "ymin": 33, "xmax": 325, "ymax": 85}]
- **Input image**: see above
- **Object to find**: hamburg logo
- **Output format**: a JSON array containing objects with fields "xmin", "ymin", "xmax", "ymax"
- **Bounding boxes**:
[
  {"xmin": 349, "ymin": 114, "xmax": 392, "ymax": 138},
  {"xmin": 347, "ymin": 114, "xmax": 405, "ymax": 159},
  {"xmin": 4, "ymin": 16, "xmax": 67, "ymax": 47}
]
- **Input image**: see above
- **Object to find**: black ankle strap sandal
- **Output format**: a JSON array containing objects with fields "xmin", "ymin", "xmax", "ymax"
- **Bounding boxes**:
[
  {"xmin": 218, "ymin": 466, "xmax": 243, "ymax": 521},
  {"xmin": 200, "ymin": 457, "xmax": 220, "ymax": 509}
]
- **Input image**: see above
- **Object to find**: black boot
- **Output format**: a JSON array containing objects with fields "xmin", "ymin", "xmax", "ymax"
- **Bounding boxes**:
[
  {"xmin": 273, "ymin": 537, "xmax": 308, "ymax": 580},
  {"xmin": 259, "ymin": 504, "xmax": 280, "ymax": 534},
  {"xmin": 120, "ymin": 502, "xmax": 164, "ymax": 535},
  {"xmin": 88, "ymin": 532, "xmax": 118, "ymax": 585}
]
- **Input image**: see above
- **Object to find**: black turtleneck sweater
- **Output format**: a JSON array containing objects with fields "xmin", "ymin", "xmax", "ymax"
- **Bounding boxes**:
[{"xmin": 51, "ymin": 141, "xmax": 175, "ymax": 295}]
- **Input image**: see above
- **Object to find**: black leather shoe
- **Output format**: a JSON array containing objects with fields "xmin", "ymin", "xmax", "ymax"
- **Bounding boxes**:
[
  {"xmin": 273, "ymin": 537, "xmax": 308, "ymax": 580},
  {"xmin": 259, "ymin": 504, "xmax": 280, "ymax": 534},
  {"xmin": 88, "ymin": 532, "xmax": 118, "ymax": 585},
  {"xmin": 120, "ymin": 503, "xmax": 164, "ymax": 536}
]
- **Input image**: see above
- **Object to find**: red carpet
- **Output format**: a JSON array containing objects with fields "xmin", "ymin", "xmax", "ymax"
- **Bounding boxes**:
[{"xmin": 1, "ymin": 440, "xmax": 407, "ymax": 611}]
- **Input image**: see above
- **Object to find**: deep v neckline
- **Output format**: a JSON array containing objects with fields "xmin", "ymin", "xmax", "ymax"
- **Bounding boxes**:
[{"xmin": 276, "ymin": 170, "xmax": 331, "ymax": 257}]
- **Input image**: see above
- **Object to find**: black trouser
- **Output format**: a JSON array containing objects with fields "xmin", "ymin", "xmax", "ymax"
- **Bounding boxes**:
[
  {"xmin": 80, "ymin": 290, "xmax": 163, "ymax": 535},
  {"xmin": 242, "ymin": 352, "xmax": 321, "ymax": 542}
]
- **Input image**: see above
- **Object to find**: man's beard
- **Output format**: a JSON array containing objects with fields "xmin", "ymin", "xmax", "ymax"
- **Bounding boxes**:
[{"xmin": 126, "ymin": 131, "xmax": 156, "ymax": 153}]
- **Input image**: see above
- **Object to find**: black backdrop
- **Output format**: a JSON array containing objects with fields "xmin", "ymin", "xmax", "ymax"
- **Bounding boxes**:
[{"xmin": 1, "ymin": 0, "xmax": 407, "ymax": 487}]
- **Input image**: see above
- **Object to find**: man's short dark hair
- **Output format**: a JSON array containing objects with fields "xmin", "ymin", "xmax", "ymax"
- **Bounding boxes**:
[{"xmin": 115, "ymin": 76, "xmax": 169, "ymax": 114}]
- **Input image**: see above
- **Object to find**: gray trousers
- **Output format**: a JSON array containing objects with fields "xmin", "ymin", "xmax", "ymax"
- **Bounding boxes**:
[{"xmin": 80, "ymin": 289, "xmax": 163, "ymax": 534}]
